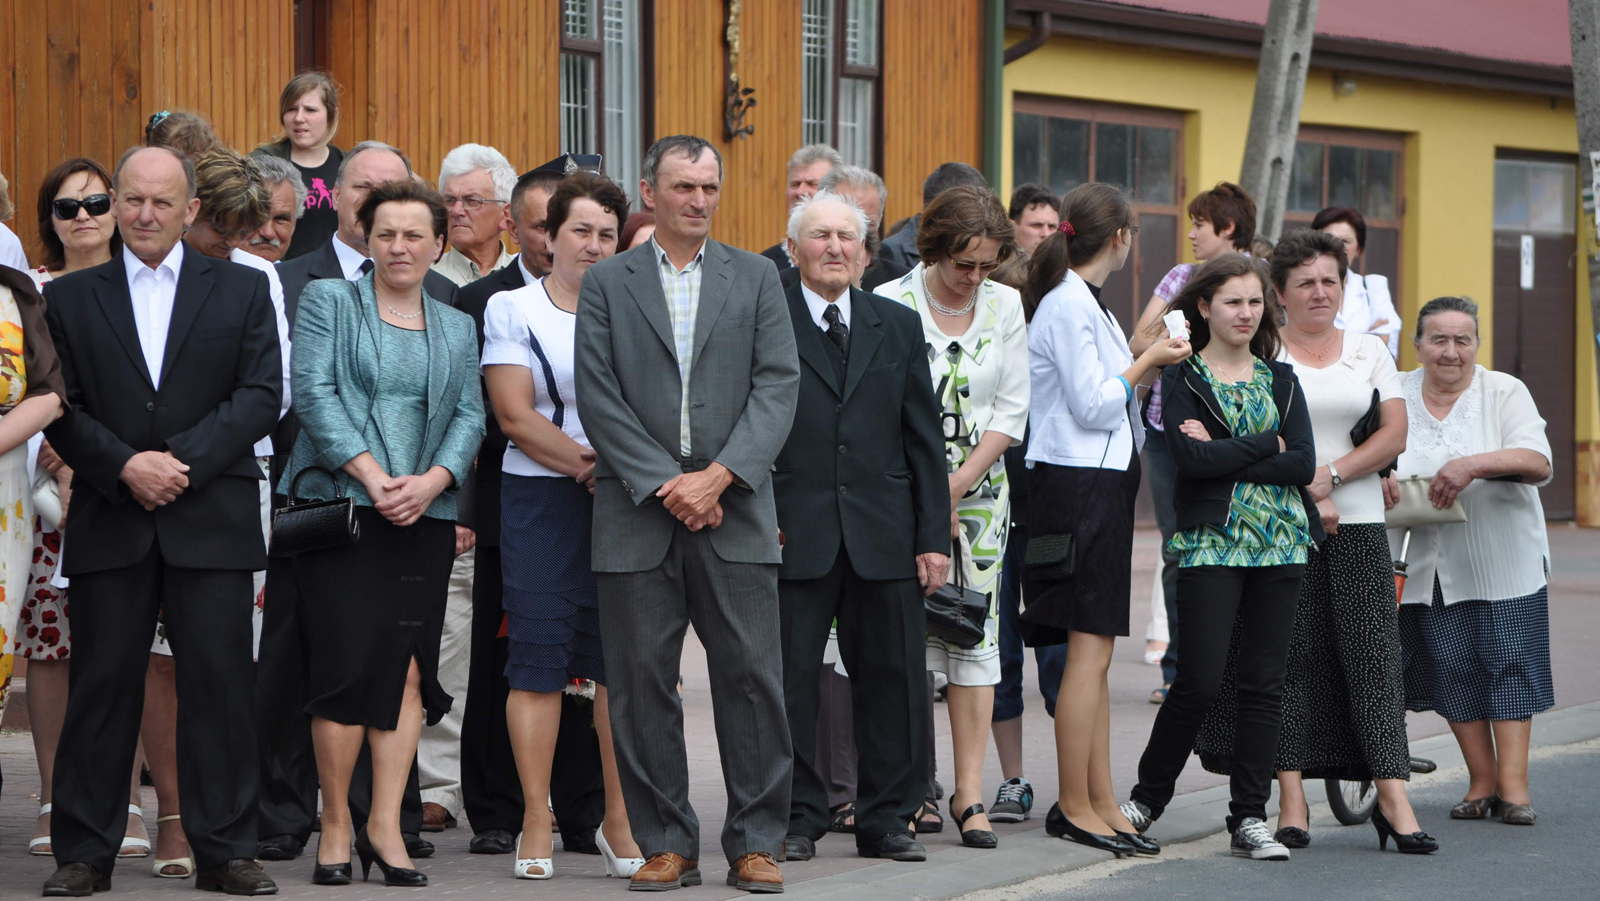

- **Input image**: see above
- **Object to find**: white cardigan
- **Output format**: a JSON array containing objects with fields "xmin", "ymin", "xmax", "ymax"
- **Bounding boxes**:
[{"xmin": 1025, "ymin": 269, "xmax": 1143, "ymax": 470}]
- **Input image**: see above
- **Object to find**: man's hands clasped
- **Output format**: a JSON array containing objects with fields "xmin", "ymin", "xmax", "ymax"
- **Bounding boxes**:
[
  {"xmin": 122, "ymin": 450, "xmax": 191, "ymax": 511},
  {"xmin": 658, "ymin": 462, "xmax": 733, "ymax": 531}
]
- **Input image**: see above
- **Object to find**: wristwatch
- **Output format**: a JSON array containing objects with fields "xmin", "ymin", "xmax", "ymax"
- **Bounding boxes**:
[{"xmin": 1328, "ymin": 463, "xmax": 1343, "ymax": 490}]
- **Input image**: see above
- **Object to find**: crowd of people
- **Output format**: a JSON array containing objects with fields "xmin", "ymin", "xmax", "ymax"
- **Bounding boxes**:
[{"xmin": 0, "ymin": 67, "xmax": 1560, "ymax": 896}]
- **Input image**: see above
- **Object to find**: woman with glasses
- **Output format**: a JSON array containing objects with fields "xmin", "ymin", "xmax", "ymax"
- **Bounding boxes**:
[{"xmin": 876, "ymin": 185, "xmax": 1028, "ymax": 849}]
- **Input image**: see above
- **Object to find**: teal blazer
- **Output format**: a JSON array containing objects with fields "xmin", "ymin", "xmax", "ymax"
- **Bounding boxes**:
[{"xmin": 278, "ymin": 274, "xmax": 485, "ymax": 520}]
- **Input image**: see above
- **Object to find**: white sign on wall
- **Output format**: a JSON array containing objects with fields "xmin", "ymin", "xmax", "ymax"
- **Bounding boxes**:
[{"xmin": 1520, "ymin": 235, "xmax": 1535, "ymax": 290}]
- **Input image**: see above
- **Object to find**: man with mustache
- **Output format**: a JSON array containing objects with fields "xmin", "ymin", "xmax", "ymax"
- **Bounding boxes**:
[{"xmin": 243, "ymin": 156, "xmax": 305, "ymax": 265}]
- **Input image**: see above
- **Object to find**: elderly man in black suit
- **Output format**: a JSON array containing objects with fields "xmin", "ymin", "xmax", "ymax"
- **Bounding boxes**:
[
  {"xmin": 772, "ymin": 191, "xmax": 950, "ymax": 865},
  {"xmin": 254, "ymin": 140, "xmax": 456, "ymax": 863},
  {"xmin": 41, "ymin": 145, "xmax": 283, "ymax": 896}
]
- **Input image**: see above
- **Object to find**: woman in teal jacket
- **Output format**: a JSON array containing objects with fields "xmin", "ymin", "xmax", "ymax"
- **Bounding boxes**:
[{"xmin": 279, "ymin": 179, "xmax": 484, "ymax": 888}]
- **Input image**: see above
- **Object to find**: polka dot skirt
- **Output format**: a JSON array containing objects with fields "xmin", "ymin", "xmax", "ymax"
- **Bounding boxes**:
[
  {"xmin": 1399, "ymin": 579, "xmax": 1554, "ymax": 723},
  {"xmin": 1196, "ymin": 522, "xmax": 1411, "ymax": 781}
]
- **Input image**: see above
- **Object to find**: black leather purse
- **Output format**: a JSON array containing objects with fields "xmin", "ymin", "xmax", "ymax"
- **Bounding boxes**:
[
  {"xmin": 924, "ymin": 536, "xmax": 990, "ymax": 650},
  {"xmin": 270, "ymin": 467, "xmax": 361, "ymax": 556},
  {"xmin": 1024, "ymin": 532, "xmax": 1076, "ymax": 580},
  {"xmin": 1349, "ymin": 388, "xmax": 1398, "ymax": 478}
]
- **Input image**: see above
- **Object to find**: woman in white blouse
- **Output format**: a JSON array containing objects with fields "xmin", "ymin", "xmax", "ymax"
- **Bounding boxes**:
[
  {"xmin": 1384, "ymin": 296, "xmax": 1553, "ymax": 826},
  {"xmin": 876, "ymin": 185, "xmax": 1027, "ymax": 848},
  {"xmin": 482, "ymin": 172, "xmax": 643, "ymax": 879},
  {"xmin": 1316, "ymin": 207, "xmax": 1401, "ymax": 359},
  {"xmin": 1021, "ymin": 182, "xmax": 1189, "ymax": 856}
]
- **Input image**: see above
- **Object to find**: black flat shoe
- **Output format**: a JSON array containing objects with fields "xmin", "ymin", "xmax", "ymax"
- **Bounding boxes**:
[
  {"xmin": 469, "ymin": 828, "xmax": 516, "ymax": 854},
  {"xmin": 403, "ymin": 833, "xmax": 434, "ymax": 859},
  {"xmin": 561, "ymin": 825, "xmax": 601, "ymax": 854},
  {"xmin": 255, "ymin": 834, "xmax": 304, "ymax": 861},
  {"xmin": 356, "ymin": 827, "xmax": 428, "ymax": 887},
  {"xmin": 857, "ymin": 832, "xmax": 926, "ymax": 861},
  {"xmin": 1044, "ymin": 804, "xmax": 1136, "ymax": 858},
  {"xmin": 1372, "ymin": 807, "xmax": 1438, "ymax": 854},
  {"xmin": 195, "ymin": 858, "xmax": 278, "ymax": 895},
  {"xmin": 42, "ymin": 863, "xmax": 109, "ymax": 897},
  {"xmin": 781, "ymin": 834, "xmax": 815, "ymax": 861},
  {"xmin": 950, "ymin": 801, "xmax": 999, "ymax": 849},
  {"xmin": 1274, "ymin": 826, "xmax": 1311, "ymax": 848},
  {"xmin": 311, "ymin": 863, "xmax": 352, "ymax": 886},
  {"xmin": 1115, "ymin": 830, "xmax": 1161, "ymax": 856}
]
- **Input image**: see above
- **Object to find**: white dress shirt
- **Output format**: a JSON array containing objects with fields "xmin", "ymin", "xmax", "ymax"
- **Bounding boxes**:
[
  {"xmin": 332, "ymin": 233, "xmax": 370, "ymax": 280},
  {"xmin": 229, "ymin": 248, "xmax": 293, "ymax": 455},
  {"xmin": 123, "ymin": 243, "xmax": 184, "ymax": 389},
  {"xmin": 800, "ymin": 281, "xmax": 851, "ymax": 331},
  {"xmin": 517, "ymin": 252, "xmax": 540, "ymax": 287}
]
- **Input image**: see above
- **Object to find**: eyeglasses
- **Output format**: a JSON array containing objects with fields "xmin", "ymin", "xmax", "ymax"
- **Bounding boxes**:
[
  {"xmin": 950, "ymin": 259, "xmax": 1001, "ymax": 274},
  {"xmin": 442, "ymin": 195, "xmax": 508, "ymax": 212},
  {"xmin": 53, "ymin": 194, "xmax": 112, "ymax": 220}
]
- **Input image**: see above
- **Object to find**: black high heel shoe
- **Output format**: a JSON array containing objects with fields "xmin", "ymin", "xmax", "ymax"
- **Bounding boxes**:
[
  {"xmin": 1372, "ymin": 806, "xmax": 1438, "ymax": 854},
  {"xmin": 313, "ymin": 828, "xmax": 353, "ymax": 885},
  {"xmin": 950, "ymin": 801, "xmax": 998, "ymax": 849},
  {"xmin": 355, "ymin": 827, "xmax": 428, "ymax": 886},
  {"xmin": 1044, "ymin": 804, "xmax": 1136, "ymax": 858}
]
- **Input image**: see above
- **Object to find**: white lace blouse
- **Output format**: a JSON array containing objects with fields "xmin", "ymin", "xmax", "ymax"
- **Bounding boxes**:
[{"xmin": 1389, "ymin": 366, "xmax": 1552, "ymax": 606}]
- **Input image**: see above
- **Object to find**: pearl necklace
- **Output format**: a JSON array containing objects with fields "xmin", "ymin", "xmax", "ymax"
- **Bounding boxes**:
[
  {"xmin": 382, "ymin": 299, "xmax": 424, "ymax": 321},
  {"xmin": 921, "ymin": 266, "xmax": 978, "ymax": 317}
]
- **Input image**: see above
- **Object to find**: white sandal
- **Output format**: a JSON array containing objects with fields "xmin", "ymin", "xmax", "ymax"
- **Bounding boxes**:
[
  {"xmin": 119, "ymin": 804, "xmax": 152, "ymax": 858},
  {"xmin": 512, "ymin": 832, "xmax": 553, "ymax": 880},
  {"xmin": 596, "ymin": 824, "xmax": 645, "ymax": 878},
  {"xmin": 150, "ymin": 814, "xmax": 195, "ymax": 878},
  {"xmin": 30, "ymin": 802, "xmax": 53, "ymax": 856}
]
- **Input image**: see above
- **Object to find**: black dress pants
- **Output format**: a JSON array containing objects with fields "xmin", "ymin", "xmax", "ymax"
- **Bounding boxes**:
[
  {"xmin": 53, "ymin": 551, "xmax": 258, "ymax": 873},
  {"xmin": 1132, "ymin": 563, "xmax": 1305, "ymax": 830},
  {"xmin": 779, "ymin": 547, "xmax": 928, "ymax": 846}
]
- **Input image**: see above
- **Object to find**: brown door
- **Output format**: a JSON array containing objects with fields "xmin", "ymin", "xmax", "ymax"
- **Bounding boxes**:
[{"xmin": 1491, "ymin": 157, "xmax": 1577, "ymax": 520}]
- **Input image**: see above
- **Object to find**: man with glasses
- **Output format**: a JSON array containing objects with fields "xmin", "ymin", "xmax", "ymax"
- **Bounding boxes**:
[{"xmin": 432, "ymin": 144, "xmax": 516, "ymax": 287}]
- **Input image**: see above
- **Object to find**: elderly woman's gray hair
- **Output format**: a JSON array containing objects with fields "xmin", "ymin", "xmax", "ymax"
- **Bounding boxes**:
[
  {"xmin": 438, "ymin": 143, "xmax": 516, "ymax": 203},
  {"xmin": 786, "ymin": 191, "xmax": 869, "ymax": 245},
  {"xmin": 1414, "ymin": 295, "xmax": 1479, "ymax": 340},
  {"xmin": 252, "ymin": 154, "xmax": 308, "ymax": 219}
]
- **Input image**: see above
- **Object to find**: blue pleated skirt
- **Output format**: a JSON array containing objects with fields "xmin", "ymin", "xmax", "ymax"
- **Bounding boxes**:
[
  {"xmin": 500, "ymin": 474, "xmax": 606, "ymax": 692},
  {"xmin": 1400, "ymin": 578, "xmax": 1554, "ymax": 723}
]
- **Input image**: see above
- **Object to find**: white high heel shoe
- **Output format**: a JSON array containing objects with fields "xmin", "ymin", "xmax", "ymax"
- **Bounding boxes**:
[
  {"xmin": 513, "ymin": 832, "xmax": 553, "ymax": 880},
  {"xmin": 596, "ymin": 825, "xmax": 645, "ymax": 878}
]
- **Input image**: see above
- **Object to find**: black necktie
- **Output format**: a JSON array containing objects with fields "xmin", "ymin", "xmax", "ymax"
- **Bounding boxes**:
[
  {"xmin": 822, "ymin": 303, "xmax": 849, "ymax": 357},
  {"xmin": 358, "ymin": 259, "xmax": 374, "ymax": 276}
]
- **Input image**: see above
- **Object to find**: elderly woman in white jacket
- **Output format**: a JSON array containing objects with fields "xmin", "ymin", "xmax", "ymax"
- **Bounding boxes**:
[
  {"xmin": 1384, "ymin": 296, "xmax": 1554, "ymax": 827},
  {"xmin": 1020, "ymin": 183, "xmax": 1189, "ymax": 856}
]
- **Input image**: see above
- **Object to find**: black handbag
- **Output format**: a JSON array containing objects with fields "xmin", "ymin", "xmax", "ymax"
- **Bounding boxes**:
[
  {"xmin": 270, "ymin": 467, "xmax": 361, "ymax": 556},
  {"xmin": 1349, "ymin": 388, "xmax": 1398, "ymax": 478},
  {"xmin": 924, "ymin": 536, "xmax": 990, "ymax": 650},
  {"xmin": 1024, "ymin": 532, "xmax": 1076, "ymax": 580}
]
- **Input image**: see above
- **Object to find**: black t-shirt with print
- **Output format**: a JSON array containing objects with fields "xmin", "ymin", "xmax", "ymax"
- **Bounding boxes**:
[{"xmin": 283, "ymin": 145, "xmax": 345, "ymax": 260}]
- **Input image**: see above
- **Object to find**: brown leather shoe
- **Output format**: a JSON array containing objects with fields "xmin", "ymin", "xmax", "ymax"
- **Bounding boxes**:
[
  {"xmin": 726, "ymin": 852, "xmax": 784, "ymax": 893},
  {"xmin": 419, "ymin": 802, "xmax": 456, "ymax": 832},
  {"xmin": 629, "ymin": 853, "xmax": 700, "ymax": 892}
]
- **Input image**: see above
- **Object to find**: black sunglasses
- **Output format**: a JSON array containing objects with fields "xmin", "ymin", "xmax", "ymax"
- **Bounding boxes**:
[{"xmin": 53, "ymin": 194, "xmax": 112, "ymax": 220}]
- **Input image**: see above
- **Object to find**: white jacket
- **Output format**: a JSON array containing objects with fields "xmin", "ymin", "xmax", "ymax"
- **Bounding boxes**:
[
  {"xmin": 1335, "ymin": 270, "xmax": 1401, "ymax": 359},
  {"xmin": 1026, "ymin": 269, "xmax": 1143, "ymax": 470}
]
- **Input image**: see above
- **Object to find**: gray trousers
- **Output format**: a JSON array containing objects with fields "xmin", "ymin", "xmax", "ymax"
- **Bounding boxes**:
[{"xmin": 597, "ymin": 524, "xmax": 792, "ymax": 864}]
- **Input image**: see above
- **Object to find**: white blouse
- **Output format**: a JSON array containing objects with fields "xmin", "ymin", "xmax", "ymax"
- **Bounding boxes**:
[
  {"xmin": 1279, "ymin": 332, "xmax": 1401, "ymax": 524},
  {"xmin": 481, "ymin": 279, "xmax": 589, "ymax": 478},
  {"xmin": 1335, "ymin": 271, "xmax": 1402, "ymax": 359},
  {"xmin": 1026, "ymin": 270, "xmax": 1142, "ymax": 470},
  {"xmin": 1390, "ymin": 366, "xmax": 1552, "ymax": 606}
]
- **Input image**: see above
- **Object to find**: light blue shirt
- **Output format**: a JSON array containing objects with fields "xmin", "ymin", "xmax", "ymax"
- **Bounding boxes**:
[{"xmin": 651, "ymin": 236, "xmax": 705, "ymax": 458}]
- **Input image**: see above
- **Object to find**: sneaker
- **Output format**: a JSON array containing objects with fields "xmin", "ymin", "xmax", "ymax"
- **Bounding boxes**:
[
  {"xmin": 1230, "ymin": 818, "xmax": 1290, "ymax": 861},
  {"xmin": 1119, "ymin": 800, "xmax": 1154, "ymax": 835},
  {"xmin": 990, "ymin": 778, "xmax": 1034, "ymax": 823}
]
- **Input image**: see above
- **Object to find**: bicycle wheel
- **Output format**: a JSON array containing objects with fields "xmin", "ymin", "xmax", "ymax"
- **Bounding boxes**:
[{"xmin": 1325, "ymin": 777, "xmax": 1376, "ymax": 825}]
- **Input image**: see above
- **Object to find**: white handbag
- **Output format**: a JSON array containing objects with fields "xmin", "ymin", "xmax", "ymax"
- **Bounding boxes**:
[{"xmin": 1384, "ymin": 475, "xmax": 1468, "ymax": 529}]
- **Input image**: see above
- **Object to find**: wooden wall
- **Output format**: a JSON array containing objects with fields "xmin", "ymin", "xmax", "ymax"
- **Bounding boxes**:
[
  {"xmin": 880, "ymin": 0, "xmax": 986, "ymax": 225},
  {"xmin": 0, "ymin": 0, "xmax": 292, "ymax": 259}
]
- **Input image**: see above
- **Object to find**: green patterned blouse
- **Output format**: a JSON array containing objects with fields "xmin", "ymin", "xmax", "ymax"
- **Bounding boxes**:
[{"xmin": 1168, "ymin": 357, "xmax": 1313, "ymax": 568}]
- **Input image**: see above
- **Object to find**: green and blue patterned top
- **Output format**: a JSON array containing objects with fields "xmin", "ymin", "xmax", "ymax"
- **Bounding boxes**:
[{"xmin": 1168, "ymin": 357, "xmax": 1313, "ymax": 568}]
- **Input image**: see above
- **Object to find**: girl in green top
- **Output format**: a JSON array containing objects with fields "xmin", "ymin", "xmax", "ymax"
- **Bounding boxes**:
[{"xmin": 1120, "ymin": 254, "xmax": 1322, "ymax": 861}]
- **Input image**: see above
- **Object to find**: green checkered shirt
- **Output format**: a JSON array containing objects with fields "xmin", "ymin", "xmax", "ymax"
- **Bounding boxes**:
[{"xmin": 652, "ymin": 237, "xmax": 705, "ymax": 457}]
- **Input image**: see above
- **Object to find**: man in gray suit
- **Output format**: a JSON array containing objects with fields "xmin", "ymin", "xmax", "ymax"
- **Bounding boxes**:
[{"xmin": 575, "ymin": 135, "xmax": 800, "ymax": 894}]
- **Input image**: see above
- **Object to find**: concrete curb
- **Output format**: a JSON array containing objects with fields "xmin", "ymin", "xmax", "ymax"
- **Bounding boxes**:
[{"xmin": 782, "ymin": 700, "xmax": 1600, "ymax": 900}]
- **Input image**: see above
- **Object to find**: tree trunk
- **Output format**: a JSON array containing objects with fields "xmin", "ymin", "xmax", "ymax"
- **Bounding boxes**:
[{"xmin": 1239, "ymin": 0, "xmax": 1319, "ymax": 241}]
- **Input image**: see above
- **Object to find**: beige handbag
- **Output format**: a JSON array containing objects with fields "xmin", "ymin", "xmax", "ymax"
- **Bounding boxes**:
[{"xmin": 1384, "ymin": 475, "xmax": 1468, "ymax": 529}]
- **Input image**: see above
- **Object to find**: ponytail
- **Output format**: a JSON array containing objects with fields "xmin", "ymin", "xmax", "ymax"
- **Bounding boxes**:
[{"xmin": 1021, "ymin": 182, "xmax": 1132, "ymax": 318}]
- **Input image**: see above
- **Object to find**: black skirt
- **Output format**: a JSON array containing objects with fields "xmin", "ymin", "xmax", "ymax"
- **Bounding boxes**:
[
  {"xmin": 501, "ymin": 474, "xmax": 606, "ymax": 692},
  {"xmin": 1020, "ymin": 455, "xmax": 1141, "ymax": 643},
  {"xmin": 293, "ymin": 506, "xmax": 456, "ymax": 729}
]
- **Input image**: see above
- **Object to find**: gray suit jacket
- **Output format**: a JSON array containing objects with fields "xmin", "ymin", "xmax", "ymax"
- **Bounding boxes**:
[{"xmin": 575, "ymin": 239, "xmax": 800, "ymax": 573}]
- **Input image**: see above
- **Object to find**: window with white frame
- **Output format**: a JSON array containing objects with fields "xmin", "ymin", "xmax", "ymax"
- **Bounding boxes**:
[
  {"xmin": 561, "ymin": 0, "xmax": 645, "ymax": 199},
  {"xmin": 801, "ymin": 0, "xmax": 881, "ymax": 169}
]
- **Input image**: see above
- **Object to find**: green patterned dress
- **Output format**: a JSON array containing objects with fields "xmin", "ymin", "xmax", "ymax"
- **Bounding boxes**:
[{"xmin": 1168, "ymin": 357, "xmax": 1312, "ymax": 567}]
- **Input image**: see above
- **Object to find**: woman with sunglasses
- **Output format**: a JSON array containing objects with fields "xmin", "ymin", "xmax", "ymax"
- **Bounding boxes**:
[
  {"xmin": 20, "ymin": 157, "xmax": 155, "ymax": 866},
  {"xmin": 876, "ymin": 185, "xmax": 1028, "ymax": 849}
]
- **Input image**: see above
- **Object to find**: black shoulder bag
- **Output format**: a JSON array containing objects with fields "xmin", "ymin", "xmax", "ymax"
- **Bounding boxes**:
[
  {"xmin": 924, "ymin": 536, "xmax": 990, "ymax": 650},
  {"xmin": 1349, "ymin": 388, "xmax": 1398, "ymax": 478}
]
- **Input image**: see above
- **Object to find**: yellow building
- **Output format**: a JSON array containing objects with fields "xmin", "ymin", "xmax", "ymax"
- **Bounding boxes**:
[{"xmin": 999, "ymin": 0, "xmax": 1597, "ymax": 524}]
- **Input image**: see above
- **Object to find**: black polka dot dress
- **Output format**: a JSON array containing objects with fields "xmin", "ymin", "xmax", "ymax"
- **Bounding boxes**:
[{"xmin": 1195, "ymin": 523, "xmax": 1411, "ymax": 781}]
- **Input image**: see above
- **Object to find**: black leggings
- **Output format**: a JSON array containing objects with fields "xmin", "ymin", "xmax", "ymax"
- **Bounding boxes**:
[{"xmin": 1131, "ymin": 563, "xmax": 1305, "ymax": 829}]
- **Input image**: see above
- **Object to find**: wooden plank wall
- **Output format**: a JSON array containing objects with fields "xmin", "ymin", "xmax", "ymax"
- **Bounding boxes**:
[
  {"xmin": 327, "ymin": 0, "xmax": 561, "ymax": 194},
  {"xmin": 880, "ymin": 0, "xmax": 986, "ymax": 225},
  {"xmin": 0, "ymin": 0, "xmax": 291, "ymax": 261}
]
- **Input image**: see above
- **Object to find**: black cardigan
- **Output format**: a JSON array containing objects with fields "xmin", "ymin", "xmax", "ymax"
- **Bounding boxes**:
[{"xmin": 1159, "ymin": 357, "xmax": 1325, "ymax": 545}]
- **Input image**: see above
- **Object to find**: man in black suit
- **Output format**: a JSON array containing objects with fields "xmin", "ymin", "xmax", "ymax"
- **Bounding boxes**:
[
  {"xmin": 758, "ymin": 144, "xmax": 841, "ymax": 271},
  {"xmin": 770, "ymin": 192, "xmax": 949, "ymax": 864},
  {"xmin": 254, "ymin": 139, "xmax": 456, "ymax": 862},
  {"xmin": 42, "ymin": 146, "xmax": 282, "ymax": 896}
]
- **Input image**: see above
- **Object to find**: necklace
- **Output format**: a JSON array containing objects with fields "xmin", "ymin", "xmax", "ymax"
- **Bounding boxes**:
[
  {"xmin": 381, "ymin": 298, "xmax": 424, "ymax": 321},
  {"xmin": 1200, "ymin": 352, "xmax": 1253, "ymax": 385},
  {"xmin": 921, "ymin": 266, "xmax": 978, "ymax": 317},
  {"xmin": 1286, "ymin": 329, "xmax": 1338, "ymax": 361}
]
